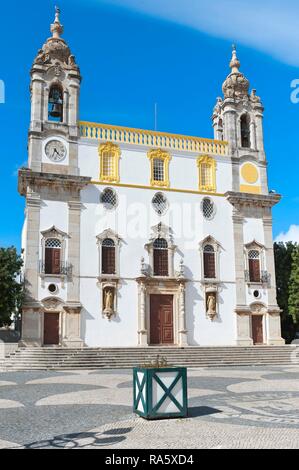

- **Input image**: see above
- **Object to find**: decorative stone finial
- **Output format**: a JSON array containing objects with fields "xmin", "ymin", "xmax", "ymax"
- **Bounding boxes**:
[
  {"xmin": 229, "ymin": 44, "xmax": 241, "ymax": 73},
  {"xmin": 222, "ymin": 44, "xmax": 249, "ymax": 100},
  {"xmin": 51, "ymin": 6, "xmax": 64, "ymax": 39},
  {"xmin": 140, "ymin": 257, "xmax": 148, "ymax": 276},
  {"xmin": 33, "ymin": 6, "xmax": 80, "ymax": 70}
]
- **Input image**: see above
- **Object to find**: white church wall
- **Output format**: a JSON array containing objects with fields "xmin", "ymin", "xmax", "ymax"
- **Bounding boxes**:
[
  {"xmin": 78, "ymin": 141, "xmax": 233, "ymax": 194},
  {"xmin": 186, "ymin": 282, "xmax": 236, "ymax": 346},
  {"xmin": 80, "ymin": 278, "xmax": 138, "ymax": 347},
  {"xmin": 80, "ymin": 183, "xmax": 237, "ymax": 346},
  {"xmin": 243, "ymin": 217, "xmax": 265, "ymax": 245}
]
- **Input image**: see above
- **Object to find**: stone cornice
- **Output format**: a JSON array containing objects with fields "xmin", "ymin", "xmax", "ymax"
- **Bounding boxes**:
[
  {"xmin": 18, "ymin": 168, "xmax": 91, "ymax": 196},
  {"xmin": 225, "ymin": 191, "xmax": 281, "ymax": 209}
]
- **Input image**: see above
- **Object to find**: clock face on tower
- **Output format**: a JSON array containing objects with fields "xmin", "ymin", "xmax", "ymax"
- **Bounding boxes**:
[{"xmin": 45, "ymin": 140, "xmax": 67, "ymax": 162}]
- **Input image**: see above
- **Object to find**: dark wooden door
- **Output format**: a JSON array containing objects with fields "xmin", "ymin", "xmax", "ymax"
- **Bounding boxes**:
[
  {"xmin": 252, "ymin": 315, "xmax": 264, "ymax": 345},
  {"xmin": 150, "ymin": 295, "xmax": 174, "ymax": 345},
  {"xmin": 45, "ymin": 248, "xmax": 61, "ymax": 274},
  {"xmin": 44, "ymin": 313, "xmax": 60, "ymax": 345},
  {"xmin": 249, "ymin": 259, "xmax": 260, "ymax": 282}
]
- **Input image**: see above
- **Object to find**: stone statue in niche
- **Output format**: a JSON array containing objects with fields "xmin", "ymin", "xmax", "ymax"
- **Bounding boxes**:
[
  {"xmin": 103, "ymin": 287, "xmax": 115, "ymax": 320},
  {"xmin": 206, "ymin": 293, "xmax": 217, "ymax": 320}
]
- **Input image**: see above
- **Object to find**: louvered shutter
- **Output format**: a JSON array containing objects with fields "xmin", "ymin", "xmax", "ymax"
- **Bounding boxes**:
[
  {"xmin": 102, "ymin": 246, "xmax": 116, "ymax": 274},
  {"xmin": 204, "ymin": 252, "xmax": 216, "ymax": 278}
]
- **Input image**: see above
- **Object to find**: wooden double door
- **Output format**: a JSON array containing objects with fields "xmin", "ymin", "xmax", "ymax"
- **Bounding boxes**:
[
  {"xmin": 44, "ymin": 312, "xmax": 60, "ymax": 345},
  {"xmin": 150, "ymin": 295, "xmax": 174, "ymax": 345},
  {"xmin": 252, "ymin": 315, "xmax": 264, "ymax": 345}
]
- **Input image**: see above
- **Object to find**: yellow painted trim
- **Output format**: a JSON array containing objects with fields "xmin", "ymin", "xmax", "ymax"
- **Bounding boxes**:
[
  {"xmin": 98, "ymin": 142, "xmax": 121, "ymax": 183},
  {"xmin": 197, "ymin": 155, "xmax": 217, "ymax": 193},
  {"xmin": 79, "ymin": 121, "xmax": 228, "ymax": 156},
  {"xmin": 147, "ymin": 149, "xmax": 171, "ymax": 188},
  {"xmin": 241, "ymin": 163, "xmax": 259, "ymax": 184},
  {"xmin": 90, "ymin": 180, "xmax": 226, "ymax": 197},
  {"xmin": 240, "ymin": 185, "xmax": 262, "ymax": 194}
]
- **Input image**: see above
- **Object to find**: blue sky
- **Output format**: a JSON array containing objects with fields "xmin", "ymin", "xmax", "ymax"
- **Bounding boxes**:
[{"xmin": 0, "ymin": 0, "xmax": 298, "ymax": 249}]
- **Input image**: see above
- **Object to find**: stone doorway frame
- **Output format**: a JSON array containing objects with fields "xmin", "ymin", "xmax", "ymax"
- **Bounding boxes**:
[
  {"xmin": 236, "ymin": 302, "xmax": 284, "ymax": 346},
  {"xmin": 42, "ymin": 298, "xmax": 84, "ymax": 347},
  {"xmin": 136, "ymin": 277, "xmax": 188, "ymax": 347}
]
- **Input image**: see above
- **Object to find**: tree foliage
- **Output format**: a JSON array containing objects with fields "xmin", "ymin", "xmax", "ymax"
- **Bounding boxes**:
[
  {"xmin": 288, "ymin": 244, "xmax": 299, "ymax": 324},
  {"xmin": 0, "ymin": 247, "xmax": 24, "ymax": 327},
  {"xmin": 274, "ymin": 242, "xmax": 296, "ymax": 319},
  {"xmin": 274, "ymin": 241, "xmax": 298, "ymax": 343}
]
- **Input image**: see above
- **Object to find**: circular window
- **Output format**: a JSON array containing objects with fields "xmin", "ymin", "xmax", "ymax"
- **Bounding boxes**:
[
  {"xmin": 152, "ymin": 193, "xmax": 168, "ymax": 216},
  {"xmin": 253, "ymin": 290, "xmax": 260, "ymax": 298},
  {"xmin": 100, "ymin": 188, "xmax": 118, "ymax": 210},
  {"xmin": 48, "ymin": 284, "xmax": 58, "ymax": 294},
  {"xmin": 201, "ymin": 198, "xmax": 215, "ymax": 220}
]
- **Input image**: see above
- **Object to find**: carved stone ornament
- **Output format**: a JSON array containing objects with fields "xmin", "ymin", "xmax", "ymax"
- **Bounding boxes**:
[
  {"xmin": 42, "ymin": 297, "xmax": 63, "ymax": 311},
  {"xmin": 45, "ymin": 66, "xmax": 66, "ymax": 81},
  {"xmin": 250, "ymin": 303, "xmax": 267, "ymax": 315}
]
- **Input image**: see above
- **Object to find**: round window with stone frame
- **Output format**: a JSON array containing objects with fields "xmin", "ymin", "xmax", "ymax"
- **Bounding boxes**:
[
  {"xmin": 48, "ymin": 283, "xmax": 58, "ymax": 295},
  {"xmin": 201, "ymin": 197, "xmax": 216, "ymax": 220},
  {"xmin": 152, "ymin": 192, "xmax": 168, "ymax": 216},
  {"xmin": 100, "ymin": 188, "xmax": 118, "ymax": 210}
]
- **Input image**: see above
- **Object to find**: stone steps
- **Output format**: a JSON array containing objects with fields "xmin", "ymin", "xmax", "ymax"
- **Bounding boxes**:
[{"xmin": 1, "ymin": 345, "xmax": 298, "ymax": 371}]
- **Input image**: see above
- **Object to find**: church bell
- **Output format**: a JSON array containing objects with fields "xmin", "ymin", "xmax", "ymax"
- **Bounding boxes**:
[{"xmin": 49, "ymin": 103, "xmax": 63, "ymax": 118}]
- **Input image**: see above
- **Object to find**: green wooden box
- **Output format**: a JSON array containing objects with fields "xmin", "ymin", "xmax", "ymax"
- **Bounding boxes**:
[{"xmin": 133, "ymin": 367, "xmax": 188, "ymax": 420}]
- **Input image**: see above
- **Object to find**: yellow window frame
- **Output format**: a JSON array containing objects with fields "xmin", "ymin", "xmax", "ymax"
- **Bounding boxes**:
[
  {"xmin": 197, "ymin": 155, "xmax": 216, "ymax": 192},
  {"xmin": 148, "ymin": 149, "xmax": 171, "ymax": 188},
  {"xmin": 99, "ymin": 142, "xmax": 121, "ymax": 183}
]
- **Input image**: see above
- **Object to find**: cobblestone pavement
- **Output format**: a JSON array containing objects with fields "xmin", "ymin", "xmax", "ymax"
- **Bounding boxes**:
[{"xmin": 0, "ymin": 366, "xmax": 299, "ymax": 449}]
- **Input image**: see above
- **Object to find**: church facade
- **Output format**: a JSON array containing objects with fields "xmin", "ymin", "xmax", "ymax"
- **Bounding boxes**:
[{"xmin": 18, "ymin": 9, "xmax": 284, "ymax": 348}]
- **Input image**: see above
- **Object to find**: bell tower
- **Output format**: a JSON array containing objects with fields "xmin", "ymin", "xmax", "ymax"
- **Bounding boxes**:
[
  {"xmin": 212, "ymin": 46, "xmax": 268, "ymax": 193},
  {"xmin": 29, "ymin": 7, "xmax": 81, "ymax": 175}
]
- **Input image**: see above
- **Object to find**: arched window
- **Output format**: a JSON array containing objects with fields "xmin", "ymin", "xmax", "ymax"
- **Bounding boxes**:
[
  {"xmin": 248, "ymin": 250, "xmax": 260, "ymax": 282},
  {"xmin": 241, "ymin": 114, "xmax": 251, "ymax": 148},
  {"xmin": 45, "ymin": 238, "xmax": 61, "ymax": 274},
  {"xmin": 48, "ymin": 85, "xmax": 63, "ymax": 122},
  {"xmin": 153, "ymin": 238, "xmax": 168, "ymax": 276},
  {"xmin": 203, "ymin": 244, "xmax": 216, "ymax": 279},
  {"xmin": 102, "ymin": 238, "xmax": 116, "ymax": 275},
  {"xmin": 99, "ymin": 143, "xmax": 121, "ymax": 183},
  {"xmin": 197, "ymin": 156, "xmax": 216, "ymax": 192}
]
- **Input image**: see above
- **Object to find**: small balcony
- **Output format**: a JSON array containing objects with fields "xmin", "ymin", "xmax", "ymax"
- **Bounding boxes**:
[
  {"xmin": 39, "ymin": 261, "xmax": 72, "ymax": 277},
  {"xmin": 244, "ymin": 270, "xmax": 270, "ymax": 285}
]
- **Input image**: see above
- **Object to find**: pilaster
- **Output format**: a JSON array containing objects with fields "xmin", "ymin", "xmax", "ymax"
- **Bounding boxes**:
[
  {"xmin": 178, "ymin": 282, "xmax": 188, "ymax": 346},
  {"xmin": 138, "ymin": 281, "xmax": 148, "ymax": 346},
  {"xmin": 67, "ymin": 200, "xmax": 81, "ymax": 303},
  {"xmin": 263, "ymin": 214, "xmax": 279, "ymax": 307},
  {"xmin": 232, "ymin": 211, "xmax": 246, "ymax": 306},
  {"xmin": 24, "ymin": 193, "xmax": 41, "ymax": 303}
]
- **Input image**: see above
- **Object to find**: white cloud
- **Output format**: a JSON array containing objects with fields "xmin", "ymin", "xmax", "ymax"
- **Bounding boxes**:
[
  {"xmin": 275, "ymin": 225, "xmax": 299, "ymax": 243},
  {"xmin": 101, "ymin": 0, "xmax": 299, "ymax": 66}
]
